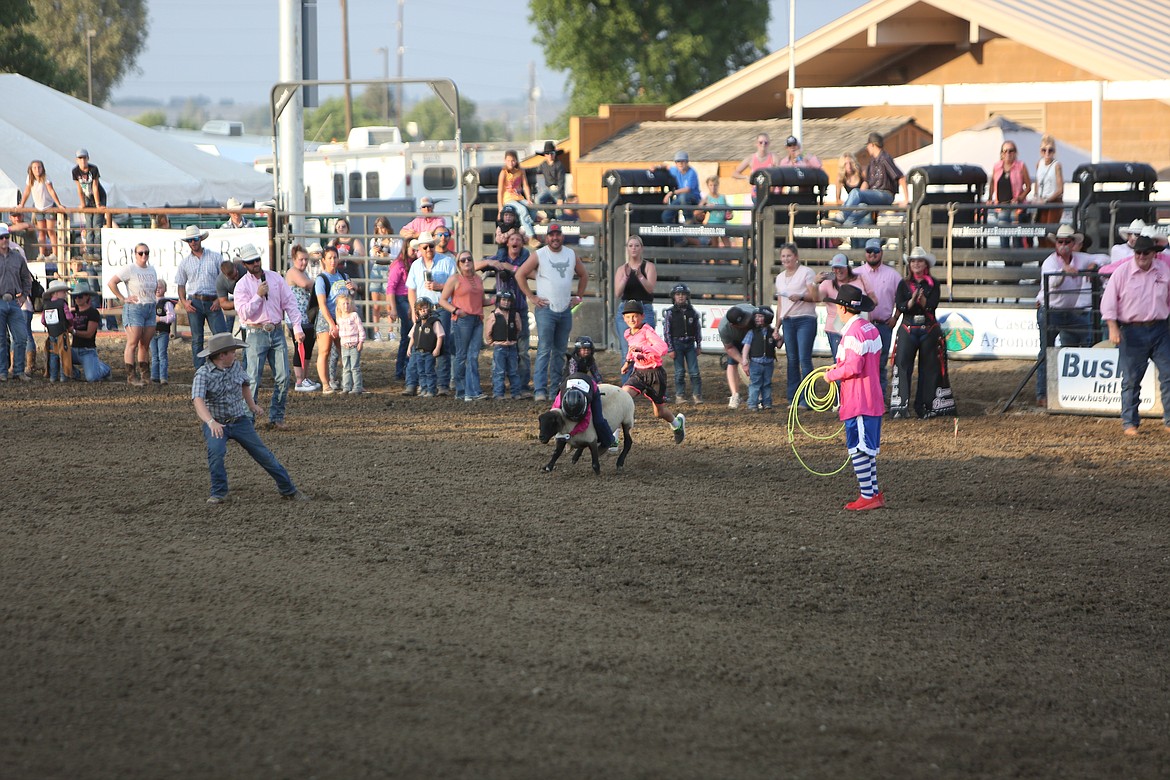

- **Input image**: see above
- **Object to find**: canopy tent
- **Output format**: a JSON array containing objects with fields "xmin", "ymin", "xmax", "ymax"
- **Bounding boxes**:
[
  {"xmin": 0, "ymin": 74, "xmax": 271, "ymax": 210},
  {"xmin": 894, "ymin": 116, "xmax": 1100, "ymax": 176}
]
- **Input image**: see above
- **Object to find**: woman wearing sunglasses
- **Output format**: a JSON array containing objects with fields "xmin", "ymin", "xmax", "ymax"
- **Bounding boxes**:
[
  {"xmin": 1032, "ymin": 134, "xmax": 1065, "ymax": 239},
  {"xmin": 107, "ymin": 242, "xmax": 158, "ymax": 386}
]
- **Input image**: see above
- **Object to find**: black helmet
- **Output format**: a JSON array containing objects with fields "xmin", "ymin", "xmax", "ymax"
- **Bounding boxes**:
[
  {"xmin": 724, "ymin": 305, "xmax": 755, "ymax": 327},
  {"xmin": 755, "ymin": 306, "xmax": 775, "ymax": 327},
  {"xmin": 621, "ymin": 299, "xmax": 644, "ymax": 315},
  {"xmin": 561, "ymin": 387, "xmax": 588, "ymax": 421},
  {"xmin": 415, "ymin": 297, "xmax": 432, "ymax": 313},
  {"xmin": 671, "ymin": 283, "xmax": 690, "ymax": 301},
  {"xmin": 574, "ymin": 336, "xmax": 595, "ymax": 356},
  {"xmin": 496, "ymin": 290, "xmax": 514, "ymax": 307}
]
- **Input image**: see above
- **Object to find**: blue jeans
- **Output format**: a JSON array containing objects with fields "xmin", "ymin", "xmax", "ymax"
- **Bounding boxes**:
[
  {"xmin": 507, "ymin": 200, "xmax": 536, "ymax": 236},
  {"xmin": 394, "ymin": 294, "xmax": 411, "ymax": 379},
  {"xmin": 872, "ymin": 319, "xmax": 893, "ymax": 400},
  {"xmin": 82, "ymin": 208, "xmax": 101, "ymax": 250},
  {"xmin": 672, "ymin": 342, "xmax": 701, "ymax": 399},
  {"xmin": 661, "ymin": 191, "xmax": 700, "ymax": 224},
  {"xmin": 534, "ymin": 306, "xmax": 573, "ymax": 397},
  {"xmin": 341, "ymin": 346, "xmax": 363, "ymax": 392},
  {"xmin": 46, "ymin": 335, "xmax": 63, "ymax": 380},
  {"xmin": 188, "ymin": 299, "xmax": 228, "ymax": 370},
  {"xmin": 492, "ymin": 344, "xmax": 521, "ymax": 397},
  {"xmin": 71, "ymin": 347, "xmax": 111, "ymax": 381},
  {"xmin": 827, "ymin": 331, "xmax": 842, "ymax": 359},
  {"xmin": 0, "ymin": 299, "xmax": 29, "ymax": 377},
  {"xmin": 747, "ymin": 360, "xmax": 775, "ymax": 409},
  {"xmin": 615, "ymin": 305, "xmax": 657, "ymax": 383},
  {"xmin": 436, "ymin": 308, "xmax": 452, "ymax": 390},
  {"xmin": 842, "ymin": 188, "xmax": 895, "ymax": 226},
  {"xmin": 245, "ymin": 327, "xmax": 291, "ymax": 423},
  {"xmin": 1117, "ymin": 322, "xmax": 1170, "ymax": 430},
  {"xmin": 782, "ymin": 316, "xmax": 817, "ymax": 405},
  {"xmin": 408, "ymin": 351, "xmax": 436, "ymax": 393},
  {"xmin": 203, "ymin": 416, "xmax": 296, "ymax": 499},
  {"xmin": 150, "ymin": 331, "xmax": 170, "ymax": 381},
  {"xmin": 451, "ymin": 315, "xmax": 484, "ymax": 397},
  {"xmin": 1037, "ymin": 307, "xmax": 1091, "ymax": 400}
]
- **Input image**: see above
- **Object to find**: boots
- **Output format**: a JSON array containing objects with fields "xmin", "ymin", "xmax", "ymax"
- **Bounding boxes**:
[
  {"xmin": 126, "ymin": 363, "xmax": 145, "ymax": 387},
  {"xmin": 25, "ymin": 350, "xmax": 37, "ymax": 377},
  {"xmin": 138, "ymin": 361, "xmax": 151, "ymax": 386}
]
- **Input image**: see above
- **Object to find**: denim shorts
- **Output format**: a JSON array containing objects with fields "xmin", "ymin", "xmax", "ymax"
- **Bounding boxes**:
[{"xmin": 123, "ymin": 302, "xmax": 157, "ymax": 328}]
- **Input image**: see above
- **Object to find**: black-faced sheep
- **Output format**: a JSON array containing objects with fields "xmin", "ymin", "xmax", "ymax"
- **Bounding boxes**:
[{"xmin": 537, "ymin": 383, "xmax": 635, "ymax": 474}]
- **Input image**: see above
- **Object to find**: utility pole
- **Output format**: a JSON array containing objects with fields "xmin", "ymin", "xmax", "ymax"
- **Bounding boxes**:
[
  {"xmin": 376, "ymin": 46, "xmax": 389, "ymax": 123},
  {"xmin": 396, "ymin": 0, "xmax": 405, "ymax": 130},
  {"xmin": 527, "ymin": 61, "xmax": 540, "ymax": 142},
  {"xmin": 86, "ymin": 29, "xmax": 96, "ymax": 104},
  {"xmin": 340, "ymin": 0, "xmax": 353, "ymax": 136}
]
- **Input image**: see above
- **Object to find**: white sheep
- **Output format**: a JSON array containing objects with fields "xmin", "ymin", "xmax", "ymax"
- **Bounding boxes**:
[{"xmin": 537, "ymin": 382, "xmax": 635, "ymax": 474}]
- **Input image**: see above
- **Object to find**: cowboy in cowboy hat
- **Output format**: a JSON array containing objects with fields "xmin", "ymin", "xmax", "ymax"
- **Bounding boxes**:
[
  {"xmin": 1035, "ymin": 224, "xmax": 1096, "ymax": 407},
  {"xmin": 175, "ymin": 225, "xmax": 229, "ymax": 370},
  {"xmin": 192, "ymin": 331, "xmax": 309, "ymax": 504}
]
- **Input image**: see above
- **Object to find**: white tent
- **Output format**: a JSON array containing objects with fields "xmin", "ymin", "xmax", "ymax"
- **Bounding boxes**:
[
  {"xmin": 894, "ymin": 116, "xmax": 1100, "ymax": 179},
  {"xmin": 0, "ymin": 74, "xmax": 272, "ymax": 209}
]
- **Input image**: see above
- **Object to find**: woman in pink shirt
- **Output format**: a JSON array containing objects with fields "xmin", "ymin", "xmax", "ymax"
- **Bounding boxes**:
[{"xmin": 386, "ymin": 239, "xmax": 416, "ymax": 381}]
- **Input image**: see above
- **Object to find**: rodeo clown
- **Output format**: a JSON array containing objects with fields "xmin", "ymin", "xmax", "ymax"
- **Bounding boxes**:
[{"xmin": 822, "ymin": 284, "xmax": 886, "ymax": 511}]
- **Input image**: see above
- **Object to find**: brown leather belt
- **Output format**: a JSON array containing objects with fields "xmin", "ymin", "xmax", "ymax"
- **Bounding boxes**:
[{"xmin": 191, "ymin": 294, "xmax": 217, "ymax": 301}]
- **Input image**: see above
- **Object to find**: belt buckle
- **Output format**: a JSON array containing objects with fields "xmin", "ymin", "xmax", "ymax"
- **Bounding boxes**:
[
  {"xmin": 1, "ymin": 293, "xmax": 13, "ymax": 302},
  {"xmin": 912, "ymin": 315, "xmax": 926, "ymax": 325}
]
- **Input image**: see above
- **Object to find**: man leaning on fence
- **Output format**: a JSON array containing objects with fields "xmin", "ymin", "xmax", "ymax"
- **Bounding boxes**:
[
  {"xmin": 1035, "ymin": 224, "xmax": 1096, "ymax": 407},
  {"xmin": 1100, "ymin": 235, "xmax": 1170, "ymax": 436}
]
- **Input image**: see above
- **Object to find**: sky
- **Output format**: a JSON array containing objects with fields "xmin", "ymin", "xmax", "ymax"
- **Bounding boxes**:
[{"xmin": 114, "ymin": 0, "xmax": 870, "ymax": 109}]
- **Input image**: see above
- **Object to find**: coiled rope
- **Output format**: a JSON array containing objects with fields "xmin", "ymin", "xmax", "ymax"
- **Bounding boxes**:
[{"xmin": 786, "ymin": 366, "xmax": 850, "ymax": 476}]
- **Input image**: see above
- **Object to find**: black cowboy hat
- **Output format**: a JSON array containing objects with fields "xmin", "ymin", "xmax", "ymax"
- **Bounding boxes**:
[{"xmin": 822, "ymin": 283, "xmax": 876, "ymax": 314}]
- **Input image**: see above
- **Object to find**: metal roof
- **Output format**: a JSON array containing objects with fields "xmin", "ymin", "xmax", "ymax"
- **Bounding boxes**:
[{"xmin": 579, "ymin": 117, "xmax": 921, "ymax": 164}]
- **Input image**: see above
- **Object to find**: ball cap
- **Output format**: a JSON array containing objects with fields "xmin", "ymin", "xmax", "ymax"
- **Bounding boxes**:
[
  {"xmin": 829, "ymin": 253, "xmax": 850, "ymax": 269},
  {"xmin": 673, "ymin": 150, "xmax": 689, "ymax": 162},
  {"xmin": 547, "ymin": 223, "xmax": 563, "ymax": 234},
  {"xmin": 785, "ymin": 135, "xmax": 799, "ymax": 147},
  {"xmin": 865, "ymin": 238, "xmax": 883, "ymax": 252},
  {"xmin": 822, "ymin": 283, "xmax": 875, "ymax": 313},
  {"xmin": 1132, "ymin": 235, "xmax": 1159, "ymax": 254},
  {"xmin": 75, "ymin": 148, "xmax": 89, "ymax": 159}
]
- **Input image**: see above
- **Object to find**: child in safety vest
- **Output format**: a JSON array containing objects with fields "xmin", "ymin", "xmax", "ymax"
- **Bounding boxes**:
[
  {"xmin": 406, "ymin": 298, "xmax": 444, "ymax": 397},
  {"xmin": 662, "ymin": 283, "xmax": 703, "ymax": 404},
  {"xmin": 740, "ymin": 306, "xmax": 777, "ymax": 410},
  {"xmin": 485, "ymin": 291, "xmax": 523, "ymax": 399}
]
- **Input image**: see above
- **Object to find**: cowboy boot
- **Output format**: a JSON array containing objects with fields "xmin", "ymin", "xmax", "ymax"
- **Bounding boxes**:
[
  {"xmin": 126, "ymin": 363, "xmax": 144, "ymax": 386},
  {"xmin": 138, "ymin": 361, "xmax": 151, "ymax": 386},
  {"xmin": 26, "ymin": 350, "xmax": 38, "ymax": 376}
]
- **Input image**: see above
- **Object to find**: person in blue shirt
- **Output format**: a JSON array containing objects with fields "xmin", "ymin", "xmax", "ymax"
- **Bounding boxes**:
[{"xmin": 661, "ymin": 150, "xmax": 701, "ymax": 224}]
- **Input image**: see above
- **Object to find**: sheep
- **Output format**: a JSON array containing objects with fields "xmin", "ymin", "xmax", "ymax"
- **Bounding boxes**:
[{"xmin": 537, "ymin": 382, "xmax": 635, "ymax": 474}]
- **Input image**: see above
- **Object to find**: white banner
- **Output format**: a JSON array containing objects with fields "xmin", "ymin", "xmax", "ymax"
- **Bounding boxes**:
[
  {"xmin": 1049, "ymin": 347, "xmax": 1163, "ymax": 416},
  {"xmin": 100, "ymin": 227, "xmax": 269, "ymax": 290}
]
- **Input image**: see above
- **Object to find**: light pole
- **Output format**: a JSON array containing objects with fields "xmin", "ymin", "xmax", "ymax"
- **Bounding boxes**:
[
  {"xmin": 86, "ymin": 29, "xmax": 96, "ymax": 104},
  {"xmin": 376, "ymin": 46, "xmax": 389, "ymax": 123}
]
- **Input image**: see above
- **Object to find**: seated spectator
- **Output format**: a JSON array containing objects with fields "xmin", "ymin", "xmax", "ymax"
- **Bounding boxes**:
[
  {"xmin": 498, "ymin": 150, "xmax": 536, "ymax": 239},
  {"xmin": 399, "ymin": 197, "xmax": 447, "ymax": 239},
  {"xmin": 779, "ymin": 136, "xmax": 821, "ymax": 169},
  {"xmin": 661, "ymin": 150, "xmax": 700, "ymax": 224},
  {"xmin": 700, "ymin": 176, "xmax": 732, "ymax": 248},
  {"xmin": 221, "ymin": 198, "xmax": 255, "ymax": 229},
  {"xmin": 494, "ymin": 204, "xmax": 523, "ymax": 247},
  {"xmin": 535, "ymin": 141, "xmax": 566, "ymax": 207},
  {"xmin": 836, "ymin": 153, "xmax": 863, "ymax": 204}
]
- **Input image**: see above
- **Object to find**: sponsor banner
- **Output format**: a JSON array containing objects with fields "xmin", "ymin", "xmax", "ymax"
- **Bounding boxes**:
[
  {"xmin": 1049, "ymin": 347, "xmax": 1163, "ymax": 416},
  {"xmin": 950, "ymin": 225, "xmax": 1050, "ymax": 238},
  {"xmin": 638, "ymin": 225, "xmax": 728, "ymax": 238},
  {"xmin": 936, "ymin": 307, "xmax": 1039, "ymax": 358},
  {"xmin": 100, "ymin": 227, "xmax": 269, "ymax": 290}
]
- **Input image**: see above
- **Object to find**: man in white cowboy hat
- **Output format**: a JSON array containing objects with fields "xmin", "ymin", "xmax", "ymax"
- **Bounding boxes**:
[
  {"xmin": 822, "ymin": 283, "xmax": 885, "ymax": 510},
  {"xmin": 1035, "ymin": 224, "xmax": 1097, "ymax": 407},
  {"xmin": 232, "ymin": 243, "xmax": 304, "ymax": 429},
  {"xmin": 0, "ymin": 222, "xmax": 33, "ymax": 381},
  {"xmin": 68, "ymin": 282, "xmax": 112, "ymax": 382},
  {"xmin": 1110, "ymin": 219, "xmax": 1159, "ymax": 263},
  {"xmin": 220, "ymin": 198, "xmax": 255, "ymax": 230},
  {"xmin": 405, "ymin": 230, "xmax": 456, "ymax": 394},
  {"xmin": 535, "ymin": 141, "xmax": 566, "ymax": 207},
  {"xmin": 174, "ymin": 225, "xmax": 228, "ymax": 369},
  {"xmin": 1100, "ymin": 234, "xmax": 1170, "ymax": 436},
  {"xmin": 191, "ymin": 332, "xmax": 308, "ymax": 503}
]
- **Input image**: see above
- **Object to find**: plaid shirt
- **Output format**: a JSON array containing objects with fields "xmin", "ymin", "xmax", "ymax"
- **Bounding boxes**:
[
  {"xmin": 175, "ymin": 248, "xmax": 226, "ymax": 296},
  {"xmin": 191, "ymin": 361, "xmax": 251, "ymax": 423}
]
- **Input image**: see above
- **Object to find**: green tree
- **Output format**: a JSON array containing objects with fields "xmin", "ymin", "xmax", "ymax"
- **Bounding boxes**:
[
  {"xmin": 20, "ymin": 0, "xmax": 148, "ymax": 105},
  {"xmin": 0, "ymin": 0, "xmax": 81, "ymax": 92},
  {"xmin": 305, "ymin": 86, "xmax": 397, "ymax": 143},
  {"xmin": 133, "ymin": 109, "xmax": 166, "ymax": 127},
  {"xmin": 529, "ymin": 0, "xmax": 769, "ymax": 118},
  {"xmin": 404, "ymin": 95, "xmax": 493, "ymax": 142}
]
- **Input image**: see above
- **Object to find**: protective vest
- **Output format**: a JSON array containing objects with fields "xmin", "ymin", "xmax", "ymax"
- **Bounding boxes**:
[
  {"xmin": 668, "ymin": 305, "xmax": 700, "ymax": 346},
  {"xmin": 414, "ymin": 314, "xmax": 439, "ymax": 353},
  {"xmin": 42, "ymin": 299, "xmax": 70, "ymax": 338},
  {"xmin": 748, "ymin": 326, "xmax": 775, "ymax": 359},
  {"xmin": 490, "ymin": 310, "xmax": 518, "ymax": 342}
]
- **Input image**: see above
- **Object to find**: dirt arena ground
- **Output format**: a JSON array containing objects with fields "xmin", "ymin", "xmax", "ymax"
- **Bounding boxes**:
[{"xmin": 2, "ymin": 337, "xmax": 1168, "ymax": 779}]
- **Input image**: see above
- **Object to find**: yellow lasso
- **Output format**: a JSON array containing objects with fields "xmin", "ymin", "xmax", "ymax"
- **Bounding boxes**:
[{"xmin": 786, "ymin": 366, "xmax": 850, "ymax": 476}]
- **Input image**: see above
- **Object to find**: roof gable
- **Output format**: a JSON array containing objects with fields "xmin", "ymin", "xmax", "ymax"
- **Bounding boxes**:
[{"xmin": 669, "ymin": 0, "xmax": 1170, "ymax": 120}]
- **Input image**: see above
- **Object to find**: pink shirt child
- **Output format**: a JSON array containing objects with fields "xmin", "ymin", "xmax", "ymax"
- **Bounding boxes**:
[
  {"xmin": 823, "ymin": 315, "xmax": 885, "ymax": 419},
  {"xmin": 624, "ymin": 321, "xmax": 669, "ymax": 369},
  {"xmin": 337, "ymin": 311, "xmax": 366, "ymax": 349}
]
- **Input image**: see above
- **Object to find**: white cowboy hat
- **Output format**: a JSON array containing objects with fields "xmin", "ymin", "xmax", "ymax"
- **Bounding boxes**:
[
  {"xmin": 225, "ymin": 197, "xmax": 244, "ymax": 212},
  {"xmin": 904, "ymin": 247, "xmax": 937, "ymax": 267},
  {"xmin": 196, "ymin": 332, "xmax": 248, "ymax": 359},
  {"xmin": 1045, "ymin": 224, "xmax": 1084, "ymax": 245},
  {"xmin": 236, "ymin": 243, "xmax": 261, "ymax": 263},
  {"xmin": 307, "ymin": 241, "xmax": 324, "ymax": 255},
  {"xmin": 182, "ymin": 225, "xmax": 210, "ymax": 242},
  {"xmin": 415, "ymin": 231, "xmax": 437, "ymax": 247},
  {"xmin": 45, "ymin": 280, "xmax": 71, "ymax": 296},
  {"xmin": 1119, "ymin": 219, "xmax": 1147, "ymax": 239}
]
